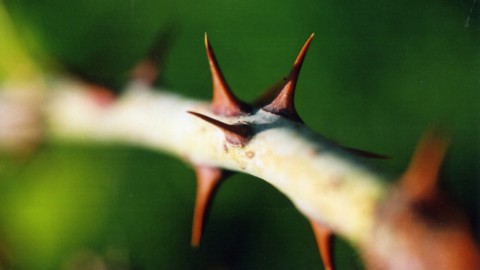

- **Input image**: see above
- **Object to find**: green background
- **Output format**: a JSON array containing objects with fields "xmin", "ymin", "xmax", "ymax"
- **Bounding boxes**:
[{"xmin": 0, "ymin": 0, "xmax": 479, "ymax": 269}]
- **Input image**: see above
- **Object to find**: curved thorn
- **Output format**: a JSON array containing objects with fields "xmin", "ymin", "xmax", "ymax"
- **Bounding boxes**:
[
  {"xmin": 401, "ymin": 128, "xmax": 450, "ymax": 199},
  {"xmin": 191, "ymin": 165, "xmax": 227, "ymax": 247},
  {"xmin": 205, "ymin": 33, "xmax": 250, "ymax": 116},
  {"xmin": 262, "ymin": 33, "xmax": 314, "ymax": 122},
  {"xmin": 310, "ymin": 220, "xmax": 335, "ymax": 270},
  {"xmin": 188, "ymin": 111, "xmax": 252, "ymax": 146}
]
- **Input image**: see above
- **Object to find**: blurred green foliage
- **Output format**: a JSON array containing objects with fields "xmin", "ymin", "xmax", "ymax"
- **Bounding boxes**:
[{"xmin": 0, "ymin": 0, "xmax": 479, "ymax": 269}]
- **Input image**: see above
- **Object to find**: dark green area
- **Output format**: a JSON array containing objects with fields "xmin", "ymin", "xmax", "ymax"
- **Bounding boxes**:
[{"xmin": 1, "ymin": 0, "xmax": 479, "ymax": 269}]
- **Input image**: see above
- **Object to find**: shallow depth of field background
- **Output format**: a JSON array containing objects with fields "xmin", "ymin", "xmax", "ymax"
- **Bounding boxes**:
[{"xmin": 0, "ymin": 0, "xmax": 478, "ymax": 269}]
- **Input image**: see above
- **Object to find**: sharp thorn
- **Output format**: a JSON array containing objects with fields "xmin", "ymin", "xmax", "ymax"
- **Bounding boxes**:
[
  {"xmin": 262, "ymin": 33, "xmax": 314, "ymax": 122},
  {"xmin": 310, "ymin": 220, "xmax": 335, "ymax": 270},
  {"xmin": 205, "ymin": 33, "xmax": 250, "ymax": 116},
  {"xmin": 191, "ymin": 165, "xmax": 228, "ymax": 247},
  {"xmin": 400, "ymin": 128, "xmax": 450, "ymax": 199},
  {"xmin": 188, "ymin": 111, "xmax": 252, "ymax": 146}
]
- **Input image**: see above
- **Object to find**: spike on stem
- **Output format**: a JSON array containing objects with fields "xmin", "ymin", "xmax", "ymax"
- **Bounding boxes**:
[
  {"xmin": 205, "ymin": 33, "xmax": 250, "ymax": 116},
  {"xmin": 131, "ymin": 60, "xmax": 158, "ymax": 85},
  {"xmin": 262, "ymin": 33, "xmax": 314, "ymax": 122},
  {"xmin": 188, "ymin": 111, "xmax": 252, "ymax": 146},
  {"xmin": 191, "ymin": 165, "xmax": 226, "ymax": 247},
  {"xmin": 310, "ymin": 220, "xmax": 335, "ymax": 270},
  {"xmin": 86, "ymin": 84, "xmax": 116, "ymax": 107},
  {"xmin": 131, "ymin": 28, "xmax": 174, "ymax": 85},
  {"xmin": 400, "ymin": 129, "xmax": 449, "ymax": 199}
]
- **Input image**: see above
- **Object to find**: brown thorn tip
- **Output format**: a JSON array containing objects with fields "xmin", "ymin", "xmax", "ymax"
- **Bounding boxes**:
[
  {"xmin": 262, "ymin": 34, "xmax": 315, "ymax": 122},
  {"xmin": 401, "ymin": 128, "xmax": 450, "ymax": 199},
  {"xmin": 204, "ymin": 33, "xmax": 249, "ymax": 116},
  {"xmin": 310, "ymin": 220, "xmax": 335, "ymax": 270},
  {"xmin": 191, "ymin": 165, "xmax": 225, "ymax": 247},
  {"xmin": 188, "ymin": 111, "xmax": 252, "ymax": 146},
  {"xmin": 132, "ymin": 60, "xmax": 158, "ymax": 85},
  {"xmin": 132, "ymin": 28, "xmax": 174, "ymax": 85}
]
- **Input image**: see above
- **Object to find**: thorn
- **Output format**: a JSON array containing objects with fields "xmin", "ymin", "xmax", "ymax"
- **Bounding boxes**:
[
  {"xmin": 400, "ymin": 128, "xmax": 450, "ymax": 199},
  {"xmin": 262, "ymin": 33, "xmax": 314, "ymax": 122},
  {"xmin": 191, "ymin": 165, "xmax": 229, "ymax": 247},
  {"xmin": 205, "ymin": 33, "xmax": 250, "ymax": 116},
  {"xmin": 132, "ymin": 27, "xmax": 175, "ymax": 85},
  {"xmin": 310, "ymin": 220, "xmax": 335, "ymax": 270},
  {"xmin": 85, "ymin": 83, "xmax": 116, "ymax": 107},
  {"xmin": 131, "ymin": 59, "xmax": 159, "ymax": 85},
  {"xmin": 188, "ymin": 111, "xmax": 252, "ymax": 146}
]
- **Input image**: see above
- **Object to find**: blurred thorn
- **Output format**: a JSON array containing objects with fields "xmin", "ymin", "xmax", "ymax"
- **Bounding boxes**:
[
  {"xmin": 131, "ymin": 59, "xmax": 159, "ymax": 86},
  {"xmin": 85, "ymin": 83, "xmax": 116, "ymax": 107},
  {"xmin": 131, "ymin": 26, "xmax": 176, "ymax": 85},
  {"xmin": 400, "ymin": 127, "xmax": 450, "ymax": 200},
  {"xmin": 205, "ymin": 33, "xmax": 250, "ymax": 116},
  {"xmin": 310, "ymin": 220, "xmax": 335, "ymax": 270},
  {"xmin": 262, "ymin": 33, "xmax": 314, "ymax": 123}
]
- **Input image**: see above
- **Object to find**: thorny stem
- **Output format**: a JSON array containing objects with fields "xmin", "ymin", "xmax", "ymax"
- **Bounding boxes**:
[
  {"xmin": 46, "ymin": 79, "xmax": 388, "ymax": 246},
  {"xmin": 1, "ymin": 3, "xmax": 479, "ymax": 268},
  {"xmin": 3, "ymin": 75, "xmax": 479, "ymax": 270}
]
